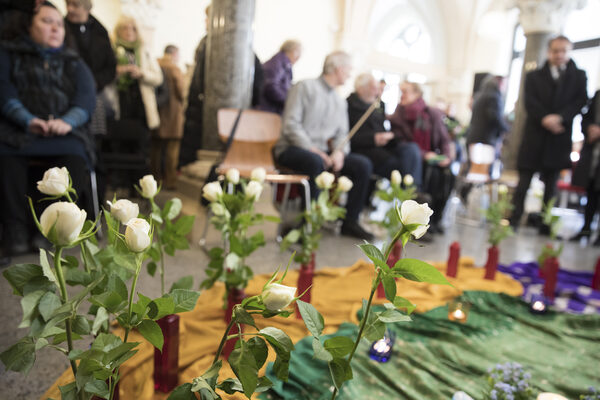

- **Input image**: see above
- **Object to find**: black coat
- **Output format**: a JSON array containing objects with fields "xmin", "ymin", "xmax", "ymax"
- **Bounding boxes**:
[
  {"xmin": 572, "ymin": 90, "xmax": 600, "ymax": 191},
  {"xmin": 517, "ymin": 59, "xmax": 587, "ymax": 171},
  {"xmin": 65, "ymin": 15, "xmax": 116, "ymax": 92},
  {"xmin": 466, "ymin": 82, "xmax": 508, "ymax": 146}
]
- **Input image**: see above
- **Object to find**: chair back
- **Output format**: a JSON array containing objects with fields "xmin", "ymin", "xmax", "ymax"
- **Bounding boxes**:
[{"xmin": 217, "ymin": 108, "xmax": 281, "ymax": 176}]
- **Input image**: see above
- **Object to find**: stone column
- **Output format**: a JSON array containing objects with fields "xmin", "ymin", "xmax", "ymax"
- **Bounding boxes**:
[
  {"xmin": 202, "ymin": 0, "xmax": 256, "ymax": 150},
  {"xmin": 502, "ymin": 0, "xmax": 586, "ymax": 169}
]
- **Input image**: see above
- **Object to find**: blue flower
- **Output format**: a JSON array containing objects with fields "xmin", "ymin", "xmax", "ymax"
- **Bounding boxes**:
[{"xmin": 490, "ymin": 389, "xmax": 497, "ymax": 400}]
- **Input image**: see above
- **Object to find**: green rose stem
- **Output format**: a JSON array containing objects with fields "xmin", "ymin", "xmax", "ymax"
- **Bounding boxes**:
[
  {"xmin": 53, "ymin": 246, "xmax": 79, "ymax": 377},
  {"xmin": 330, "ymin": 230, "xmax": 403, "ymax": 400},
  {"xmin": 150, "ymin": 198, "xmax": 166, "ymax": 295},
  {"xmin": 213, "ymin": 316, "xmax": 237, "ymax": 364},
  {"xmin": 124, "ymin": 254, "xmax": 143, "ymax": 343}
]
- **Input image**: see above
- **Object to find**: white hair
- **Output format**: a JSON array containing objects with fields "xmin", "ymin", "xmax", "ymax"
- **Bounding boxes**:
[
  {"xmin": 354, "ymin": 73, "xmax": 375, "ymax": 91},
  {"xmin": 322, "ymin": 51, "xmax": 352, "ymax": 75}
]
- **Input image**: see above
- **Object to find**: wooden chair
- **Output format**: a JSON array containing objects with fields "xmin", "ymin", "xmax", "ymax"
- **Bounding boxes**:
[{"xmin": 198, "ymin": 108, "xmax": 311, "ymax": 249}]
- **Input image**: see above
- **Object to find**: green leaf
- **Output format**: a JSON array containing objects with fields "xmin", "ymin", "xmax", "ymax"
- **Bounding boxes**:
[
  {"xmin": 38, "ymin": 291, "xmax": 62, "ymax": 321},
  {"xmin": 358, "ymin": 243, "xmax": 384, "ymax": 264},
  {"xmin": 361, "ymin": 300, "xmax": 386, "ymax": 341},
  {"xmin": 201, "ymin": 360, "xmax": 222, "ymax": 388},
  {"xmin": 89, "ymin": 291, "xmax": 126, "ymax": 314},
  {"xmin": 164, "ymin": 198, "xmax": 183, "ymax": 220},
  {"xmin": 382, "ymin": 275, "xmax": 396, "ymax": 302},
  {"xmin": 3, "ymin": 264, "xmax": 43, "ymax": 296},
  {"xmin": 312, "ymin": 337, "xmax": 333, "ymax": 362},
  {"xmin": 247, "ymin": 336, "xmax": 268, "ymax": 369},
  {"xmin": 148, "ymin": 297, "xmax": 176, "ymax": 320},
  {"xmin": 228, "ymin": 341, "xmax": 258, "ymax": 398},
  {"xmin": 132, "ymin": 293, "xmax": 152, "ymax": 317},
  {"xmin": 169, "ymin": 276, "xmax": 193, "ymax": 292},
  {"xmin": 234, "ymin": 307, "xmax": 256, "ymax": 328},
  {"xmin": 19, "ymin": 290, "xmax": 45, "ymax": 328},
  {"xmin": 297, "ymin": 300, "xmax": 324, "ymax": 338},
  {"xmin": 138, "ymin": 319, "xmax": 164, "ymax": 351},
  {"xmin": 146, "ymin": 261, "xmax": 157, "ymax": 277},
  {"xmin": 258, "ymin": 327, "xmax": 294, "ymax": 353},
  {"xmin": 0, "ymin": 337, "xmax": 36, "ymax": 374},
  {"xmin": 166, "ymin": 383, "xmax": 196, "ymax": 400},
  {"xmin": 391, "ymin": 258, "xmax": 452, "ymax": 285},
  {"xmin": 170, "ymin": 289, "xmax": 200, "ymax": 313},
  {"xmin": 39, "ymin": 249, "xmax": 57, "ymax": 287},
  {"xmin": 219, "ymin": 376, "xmax": 272, "ymax": 394},
  {"xmin": 392, "ymin": 296, "xmax": 416, "ymax": 315},
  {"xmin": 376, "ymin": 309, "xmax": 411, "ymax": 323},
  {"xmin": 174, "ymin": 215, "xmax": 195, "ymax": 236},
  {"xmin": 83, "ymin": 379, "xmax": 109, "ymax": 399},
  {"xmin": 35, "ymin": 337, "xmax": 48, "ymax": 351},
  {"xmin": 72, "ymin": 315, "xmax": 90, "ymax": 335},
  {"xmin": 328, "ymin": 358, "xmax": 353, "ymax": 390},
  {"xmin": 58, "ymin": 382, "xmax": 78, "ymax": 400},
  {"xmin": 63, "ymin": 255, "xmax": 79, "ymax": 269},
  {"xmin": 324, "ymin": 336, "xmax": 354, "ymax": 358},
  {"xmin": 147, "ymin": 244, "xmax": 161, "ymax": 262},
  {"xmin": 190, "ymin": 376, "xmax": 218, "ymax": 399},
  {"xmin": 91, "ymin": 307, "xmax": 109, "ymax": 336}
]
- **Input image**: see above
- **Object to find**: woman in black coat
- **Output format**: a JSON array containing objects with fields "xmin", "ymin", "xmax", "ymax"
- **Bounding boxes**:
[
  {"xmin": 466, "ymin": 74, "xmax": 509, "ymax": 150},
  {"xmin": 572, "ymin": 90, "xmax": 600, "ymax": 245}
]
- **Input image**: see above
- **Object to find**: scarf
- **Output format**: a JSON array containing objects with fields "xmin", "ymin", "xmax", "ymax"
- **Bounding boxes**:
[
  {"xmin": 114, "ymin": 37, "xmax": 141, "ymax": 91},
  {"xmin": 402, "ymin": 98, "xmax": 432, "ymax": 152}
]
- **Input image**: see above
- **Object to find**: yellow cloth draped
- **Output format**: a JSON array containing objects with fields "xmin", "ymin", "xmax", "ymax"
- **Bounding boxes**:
[{"xmin": 42, "ymin": 257, "xmax": 522, "ymax": 400}]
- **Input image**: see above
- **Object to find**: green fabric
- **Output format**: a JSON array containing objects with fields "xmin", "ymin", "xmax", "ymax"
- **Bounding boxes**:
[{"xmin": 262, "ymin": 291, "xmax": 600, "ymax": 400}]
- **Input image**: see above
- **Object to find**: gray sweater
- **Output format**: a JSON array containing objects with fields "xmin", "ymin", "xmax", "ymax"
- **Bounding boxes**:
[{"xmin": 273, "ymin": 76, "xmax": 349, "ymax": 158}]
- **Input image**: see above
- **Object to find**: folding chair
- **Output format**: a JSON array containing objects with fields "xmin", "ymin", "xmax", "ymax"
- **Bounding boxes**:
[{"xmin": 198, "ymin": 108, "xmax": 311, "ymax": 249}]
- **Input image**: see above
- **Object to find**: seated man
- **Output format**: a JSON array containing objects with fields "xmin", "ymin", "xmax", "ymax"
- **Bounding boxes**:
[
  {"xmin": 273, "ymin": 51, "xmax": 373, "ymax": 240},
  {"xmin": 347, "ymin": 73, "xmax": 422, "ymax": 187}
]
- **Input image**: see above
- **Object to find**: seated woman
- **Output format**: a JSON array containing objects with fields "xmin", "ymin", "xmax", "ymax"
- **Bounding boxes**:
[
  {"xmin": 347, "ymin": 73, "xmax": 422, "ymax": 187},
  {"xmin": 0, "ymin": 1, "xmax": 96, "ymax": 256},
  {"xmin": 389, "ymin": 81, "xmax": 453, "ymax": 233}
]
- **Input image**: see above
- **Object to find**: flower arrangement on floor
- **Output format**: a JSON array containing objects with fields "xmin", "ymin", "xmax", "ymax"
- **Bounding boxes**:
[
  {"xmin": 0, "ymin": 167, "xmax": 200, "ymax": 400},
  {"xmin": 373, "ymin": 170, "xmax": 417, "ymax": 240},
  {"xmin": 483, "ymin": 184, "xmax": 514, "ymax": 280},
  {"xmin": 486, "ymin": 362, "xmax": 533, "ymax": 400},
  {"xmin": 537, "ymin": 198, "xmax": 563, "ymax": 269},
  {"xmin": 281, "ymin": 171, "xmax": 351, "ymax": 265},
  {"xmin": 200, "ymin": 168, "xmax": 279, "ymax": 305}
]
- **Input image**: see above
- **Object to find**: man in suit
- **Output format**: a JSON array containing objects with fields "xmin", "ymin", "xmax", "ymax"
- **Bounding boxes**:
[{"xmin": 510, "ymin": 35, "xmax": 587, "ymax": 233}]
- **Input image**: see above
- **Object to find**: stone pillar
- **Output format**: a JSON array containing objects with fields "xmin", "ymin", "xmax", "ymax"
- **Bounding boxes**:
[
  {"xmin": 502, "ymin": 0, "xmax": 586, "ymax": 169},
  {"xmin": 202, "ymin": 0, "xmax": 256, "ymax": 150}
]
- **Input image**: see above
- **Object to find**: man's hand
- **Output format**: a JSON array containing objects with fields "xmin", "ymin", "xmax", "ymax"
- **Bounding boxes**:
[
  {"xmin": 588, "ymin": 124, "xmax": 600, "ymax": 143},
  {"xmin": 28, "ymin": 118, "xmax": 48, "ymax": 136},
  {"xmin": 330, "ymin": 150, "xmax": 345, "ymax": 172},
  {"xmin": 47, "ymin": 119, "xmax": 72, "ymax": 136},
  {"xmin": 374, "ymin": 132, "xmax": 394, "ymax": 147},
  {"xmin": 311, "ymin": 147, "xmax": 332, "ymax": 168},
  {"xmin": 541, "ymin": 114, "xmax": 564, "ymax": 134}
]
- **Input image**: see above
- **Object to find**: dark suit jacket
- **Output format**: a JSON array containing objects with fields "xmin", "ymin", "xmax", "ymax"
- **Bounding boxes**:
[
  {"xmin": 517, "ymin": 59, "xmax": 587, "ymax": 171},
  {"xmin": 572, "ymin": 90, "xmax": 600, "ymax": 190}
]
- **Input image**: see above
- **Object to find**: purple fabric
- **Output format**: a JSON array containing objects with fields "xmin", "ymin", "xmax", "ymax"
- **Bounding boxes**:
[
  {"xmin": 258, "ymin": 51, "xmax": 293, "ymax": 115},
  {"xmin": 498, "ymin": 262, "xmax": 600, "ymax": 314}
]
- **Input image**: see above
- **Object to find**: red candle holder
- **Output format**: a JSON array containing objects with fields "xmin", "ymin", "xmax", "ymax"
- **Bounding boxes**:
[
  {"xmin": 153, "ymin": 314, "xmax": 180, "ymax": 393},
  {"xmin": 483, "ymin": 245, "xmax": 499, "ymax": 280},
  {"xmin": 296, "ymin": 253, "xmax": 315, "ymax": 319},
  {"xmin": 223, "ymin": 287, "xmax": 245, "ymax": 358},
  {"xmin": 591, "ymin": 256, "xmax": 600, "ymax": 290},
  {"xmin": 446, "ymin": 241, "xmax": 460, "ymax": 278},
  {"xmin": 542, "ymin": 256, "xmax": 559, "ymax": 301}
]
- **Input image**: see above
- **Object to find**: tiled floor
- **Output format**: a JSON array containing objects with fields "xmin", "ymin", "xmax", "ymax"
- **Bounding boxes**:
[{"xmin": 0, "ymin": 188, "xmax": 598, "ymax": 399}]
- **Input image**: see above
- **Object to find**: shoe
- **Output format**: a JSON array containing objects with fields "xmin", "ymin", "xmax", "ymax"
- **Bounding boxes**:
[
  {"xmin": 538, "ymin": 224, "xmax": 551, "ymax": 236},
  {"xmin": 430, "ymin": 222, "xmax": 445, "ymax": 235},
  {"xmin": 570, "ymin": 230, "xmax": 590, "ymax": 242},
  {"xmin": 341, "ymin": 220, "xmax": 374, "ymax": 241}
]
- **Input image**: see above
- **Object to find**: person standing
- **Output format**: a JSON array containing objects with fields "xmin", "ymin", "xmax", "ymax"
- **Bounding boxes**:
[
  {"xmin": 571, "ymin": 89, "xmax": 600, "ymax": 245},
  {"xmin": 274, "ymin": 51, "xmax": 374, "ymax": 240},
  {"xmin": 258, "ymin": 39, "xmax": 302, "ymax": 115},
  {"xmin": 510, "ymin": 35, "xmax": 588, "ymax": 232},
  {"xmin": 152, "ymin": 45, "xmax": 185, "ymax": 190}
]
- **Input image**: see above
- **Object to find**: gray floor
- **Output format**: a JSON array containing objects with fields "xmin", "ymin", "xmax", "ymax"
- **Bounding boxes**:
[{"xmin": 1, "ymin": 189, "xmax": 598, "ymax": 399}]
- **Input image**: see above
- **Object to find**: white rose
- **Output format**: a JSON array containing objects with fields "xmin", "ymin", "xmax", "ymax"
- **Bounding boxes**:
[
  {"xmin": 224, "ymin": 252, "xmax": 241, "ymax": 271},
  {"xmin": 250, "ymin": 167, "xmax": 266, "ymax": 183},
  {"xmin": 403, "ymin": 174, "xmax": 414, "ymax": 187},
  {"xmin": 202, "ymin": 181, "xmax": 223, "ymax": 202},
  {"xmin": 107, "ymin": 199, "xmax": 139, "ymax": 225},
  {"xmin": 498, "ymin": 184, "xmax": 508, "ymax": 195},
  {"xmin": 245, "ymin": 180, "xmax": 263, "ymax": 201},
  {"xmin": 315, "ymin": 171, "xmax": 335, "ymax": 189},
  {"xmin": 399, "ymin": 200, "xmax": 433, "ymax": 239},
  {"xmin": 390, "ymin": 170, "xmax": 402, "ymax": 186},
  {"xmin": 226, "ymin": 168, "xmax": 240, "ymax": 184},
  {"xmin": 40, "ymin": 202, "xmax": 87, "ymax": 246},
  {"xmin": 337, "ymin": 176, "xmax": 353, "ymax": 193},
  {"xmin": 262, "ymin": 283, "xmax": 297, "ymax": 311},
  {"xmin": 210, "ymin": 202, "xmax": 228, "ymax": 217},
  {"xmin": 124, "ymin": 218, "xmax": 151, "ymax": 253},
  {"xmin": 139, "ymin": 175, "xmax": 158, "ymax": 199},
  {"xmin": 37, "ymin": 167, "xmax": 70, "ymax": 196}
]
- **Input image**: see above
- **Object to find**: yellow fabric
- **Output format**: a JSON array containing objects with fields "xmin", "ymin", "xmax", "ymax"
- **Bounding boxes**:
[{"xmin": 42, "ymin": 257, "xmax": 522, "ymax": 400}]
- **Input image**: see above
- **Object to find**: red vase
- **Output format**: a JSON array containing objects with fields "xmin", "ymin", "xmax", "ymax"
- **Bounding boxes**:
[
  {"xmin": 377, "ymin": 242, "xmax": 403, "ymax": 298},
  {"xmin": 223, "ymin": 288, "xmax": 245, "ymax": 358},
  {"xmin": 543, "ymin": 256, "xmax": 559, "ymax": 300},
  {"xmin": 153, "ymin": 314, "xmax": 180, "ymax": 393},
  {"xmin": 446, "ymin": 241, "xmax": 460, "ymax": 278},
  {"xmin": 538, "ymin": 244, "xmax": 554, "ymax": 277},
  {"xmin": 296, "ymin": 253, "xmax": 316, "ymax": 319},
  {"xmin": 591, "ymin": 257, "xmax": 600, "ymax": 290},
  {"xmin": 483, "ymin": 246, "xmax": 499, "ymax": 280}
]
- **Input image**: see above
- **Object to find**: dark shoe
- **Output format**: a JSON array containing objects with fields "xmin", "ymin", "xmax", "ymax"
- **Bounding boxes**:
[
  {"xmin": 570, "ymin": 230, "xmax": 590, "ymax": 242},
  {"xmin": 538, "ymin": 224, "xmax": 551, "ymax": 236},
  {"xmin": 341, "ymin": 220, "xmax": 374, "ymax": 241},
  {"xmin": 430, "ymin": 222, "xmax": 445, "ymax": 235}
]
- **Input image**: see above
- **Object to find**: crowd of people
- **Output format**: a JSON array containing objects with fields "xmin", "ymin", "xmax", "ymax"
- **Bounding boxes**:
[{"xmin": 0, "ymin": 1, "xmax": 598, "ymax": 260}]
